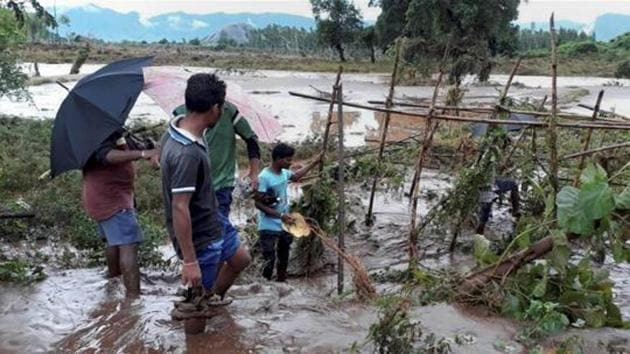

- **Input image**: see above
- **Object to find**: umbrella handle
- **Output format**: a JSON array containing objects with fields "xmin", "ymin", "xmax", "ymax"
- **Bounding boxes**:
[{"xmin": 56, "ymin": 81, "xmax": 70, "ymax": 92}]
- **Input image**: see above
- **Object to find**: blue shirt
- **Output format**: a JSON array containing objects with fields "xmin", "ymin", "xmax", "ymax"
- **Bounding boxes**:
[{"xmin": 257, "ymin": 167, "xmax": 294, "ymax": 231}]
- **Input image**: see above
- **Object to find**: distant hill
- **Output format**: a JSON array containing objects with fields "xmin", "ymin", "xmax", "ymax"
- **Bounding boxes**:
[
  {"xmin": 517, "ymin": 14, "xmax": 630, "ymax": 42},
  {"xmin": 593, "ymin": 13, "xmax": 630, "ymax": 42},
  {"xmin": 53, "ymin": 4, "xmax": 314, "ymax": 42},
  {"xmin": 203, "ymin": 23, "xmax": 255, "ymax": 45}
]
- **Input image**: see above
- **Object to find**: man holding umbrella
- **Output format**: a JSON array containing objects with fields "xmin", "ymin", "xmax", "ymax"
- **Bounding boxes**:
[
  {"xmin": 83, "ymin": 133, "xmax": 159, "ymax": 297},
  {"xmin": 50, "ymin": 57, "xmax": 158, "ymax": 297}
]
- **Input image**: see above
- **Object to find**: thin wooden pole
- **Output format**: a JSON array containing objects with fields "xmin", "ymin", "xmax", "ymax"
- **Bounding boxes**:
[
  {"xmin": 564, "ymin": 141, "xmax": 630, "ymax": 160},
  {"xmin": 548, "ymin": 13, "xmax": 560, "ymax": 198},
  {"xmin": 365, "ymin": 41, "xmax": 401, "ymax": 225},
  {"xmin": 319, "ymin": 66, "xmax": 343, "ymax": 173},
  {"xmin": 288, "ymin": 92, "xmax": 630, "ymax": 131},
  {"xmin": 408, "ymin": 71, "xmax": 445, "ymax": 267},
  {"xmin": 573, "ymin": 90, "xmax": 605, "ymax": 186},
  {"xmin": 500, "ymin": 96, "xmax": 548, "ymax": 173},
  {"xmin": 336, "ymin": 84, "xmax": 345, "ymax": 296}
]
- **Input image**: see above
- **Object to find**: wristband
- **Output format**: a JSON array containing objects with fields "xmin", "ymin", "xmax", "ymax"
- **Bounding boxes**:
[{"xmin": 183, "ymin": 260, "xmax": 198, "ymax": 267}]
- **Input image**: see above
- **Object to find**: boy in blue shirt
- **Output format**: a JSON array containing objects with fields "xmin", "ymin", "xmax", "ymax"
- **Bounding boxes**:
[{"xmin": 255, "ymin": 143, "xmax": 321, "ymax": 281}]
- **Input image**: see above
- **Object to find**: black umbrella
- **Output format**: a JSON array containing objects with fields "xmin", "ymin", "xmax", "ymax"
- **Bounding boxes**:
[{"xmin": 50, "ymin": 56, "xmax": 153, "ymax": 178}]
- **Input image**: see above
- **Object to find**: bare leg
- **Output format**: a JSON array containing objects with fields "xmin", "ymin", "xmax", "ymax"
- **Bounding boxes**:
[
  {"xmin": 105, "ymin": 246, "xmax": 121, "ymax": 278},
  {"xmin": 119, "ymin": 244, "xmax": 140, "ymax": 298},
  {"xmin": 214, "ymin": 246, "xmax": 251, "ymax": 298}
]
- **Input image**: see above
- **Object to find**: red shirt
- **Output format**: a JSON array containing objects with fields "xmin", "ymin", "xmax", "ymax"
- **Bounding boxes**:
[{"xmin": 82, "ymin": 144, "xmax": 135, "ymax": 221}]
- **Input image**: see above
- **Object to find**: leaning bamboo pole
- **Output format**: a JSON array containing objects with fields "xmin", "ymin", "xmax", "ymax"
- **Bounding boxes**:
[
  {"xmin": 365, "ymin": 40, "xmax": 401, "ymax": 225},
  {"xmin": 319, "ymin": 66, "xmax": 343, "ymax": 173},
  {"xmin": 548, "ymin": 13, "xmax": 560, "ymax": 198},
  {"xmin": 564, "ymin": 141, "xmax": 630, "ymax": 159},
  {"xmin": 336, "ymin": 84, "xmax": 346, "ymax": 295},
  {"xmin": 408, "ymin": 71, "xmax": 445, "ymax": 267},
  {"xmin": 573, "ymin": 90, "xmax": 605, "ymax": 186},
  {"xmin": 288, "ymin": 92, "xmax": 630, "ymax": 131}
]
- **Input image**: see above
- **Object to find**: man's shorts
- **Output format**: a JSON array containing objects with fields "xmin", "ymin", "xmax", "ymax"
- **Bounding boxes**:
[
  {"xmin": 197, "ymin": 238, "xmax": 224, "ymax": 290},
  {"xmin": 219, "ymin": 213, "xmax": 241, "ymax": 262},
  {"xmin": 97, "ymin": 209, "xmax": 143, "ymax": 246}
]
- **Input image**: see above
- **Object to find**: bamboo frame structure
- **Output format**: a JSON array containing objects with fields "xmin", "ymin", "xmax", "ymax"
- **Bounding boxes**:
[
  {"xmin": 365, "ymin": 41, "xmax": 401, "ymax": 225},
  {"xmin": 336, "ymin": 84, "xmax": 346, "ymax": 295}
]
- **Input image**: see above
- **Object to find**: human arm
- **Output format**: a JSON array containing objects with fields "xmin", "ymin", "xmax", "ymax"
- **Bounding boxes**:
[
  {"xmin": 254, "ymin": 200, "xmax": 294, "ymax": 224},
  {"xmin": 172, "ymin": 193, "xmax": 201, "ymax": 287},
  {"xmin": 168, "ymin": 152, "xmax": 203, "ymax": 287},
  {"xmin": 290, "ymin": 153, "xmax": 323, "ymax": 182},
  {"xmin": 233, "ymin": 108, "xmax": 261, "ymax": 190}
]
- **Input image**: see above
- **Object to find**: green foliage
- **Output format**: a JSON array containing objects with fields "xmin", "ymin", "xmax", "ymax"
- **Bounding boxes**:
[
  {"xmin": 70, "ymin": 45, "xmax": 90, "ymax": 74},
  {"xmin": 365, "ymin": 296, "xmax": 452, "ymax": 354},
  {"xmin": 615, "ymin": 60, "xmax": 630, "ymax": 79},
  {"xmin": 369, "ymin": 0, "xmax": 410, "ymax": 51},
  {"xmin": 557, "ymin": 164, "xmax": 617, "ymax": 236},
  {"xmin": 403, "ymin": 0, "xmax": 520, "ymax": 82},
  {"xmin": 558, "ymin": 41, "xmax": 600, "ymax": 56},
  {"xmin": 473, "ymin": 234, "xmax": 499, "ymax": 266},
  {"xmin": 311, "ymin": 0, "xmax": 363, "ymax": 61},
  {"xmin": 0, "ymin": 257, "xmax": 46, "ymax": 283},
  {"xmin": 0, "ymin": 8, "xmax": 27, "ymax": 98}
]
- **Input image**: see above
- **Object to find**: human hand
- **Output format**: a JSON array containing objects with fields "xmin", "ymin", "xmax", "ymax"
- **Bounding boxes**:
[
  {"xmin": 249, "ymin": 173, "xmax": 258, "ymax": 191},
  {"xmin": 281, "ymin": 213, "xmax": 295, "ymax": 224},
  {"xmin": 181, "ymin": 261, "xmax": 202, "ymax": 288},
  {"xmin": 143, "ymin": 149, "xmax": 160, "ymax": 169}
]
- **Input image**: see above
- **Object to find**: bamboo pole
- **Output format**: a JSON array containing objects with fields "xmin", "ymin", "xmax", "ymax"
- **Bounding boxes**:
[
  {"xmin": 319, "ymin": 66, "xmax": 343, "ymax": 173},
  {"xmin": 548, "ymin": 13, "xmax": 560, "ymax": 198},
  {"xmin": 365, "ymin": 41, "xmax": 401, "ymax": 226},
  {"xmin": 367, "ymin": 100, "xmax": 494, "ymax": 113},
  {"xmin": 578, "ymin": 103, "xmax": 630, "ymax": 121},
  {"xmin": 0, "ymin": 213, "xmax": 35, "ymax": 220},
  {"xmin": 408, "ymin": 71, "xmax": 445, "ymax": 266},
  {"xmin": 500, "ymin": 96, "xmax": 548, "ymax": 173},
  {"xmin": 573, "ymin": 90, "xmax": 605, "ymax": 186},
  {"xmin": 564, "ymin": 141, "xmax": 630, "ymax": 159},
  {"xmin": 497, "ymin": 106, "xmax": 625, "ymax": 124},
  {"xmin": 336, "ymin": 84, "xmax": 346, "ymax": 295},
  {"xmin": 288, "ymin": 92, "xmax": 630, "ymax": 130}
]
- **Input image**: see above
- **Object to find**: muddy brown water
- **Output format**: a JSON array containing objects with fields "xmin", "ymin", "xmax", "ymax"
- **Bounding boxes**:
[{"xmin": 2, "ymin": 172, "xmax": 628, "ymax": 353}]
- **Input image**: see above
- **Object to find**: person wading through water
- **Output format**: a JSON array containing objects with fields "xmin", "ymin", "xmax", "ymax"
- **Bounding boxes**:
[
  {"xmin": 161, "ymin": 73, "xmax": 251, "ymax": 334},
  {"xmin": 81, "ymin": 131, "xmax": 160, "ymax": 297}
]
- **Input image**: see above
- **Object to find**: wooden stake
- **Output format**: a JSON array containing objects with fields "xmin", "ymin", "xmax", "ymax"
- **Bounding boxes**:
[
  {"xmin": 408, "ymin": 71, "xmax": 445, "ymax": 266},
  {"xmin": 365, "ymin": 40, "xmax": 401, "ymax": 225},
  {"xmin": 548, "ymin": 13, "xmax": 560, "ymax": 198},
  {"xmin": 319, "ymin": 66, "xmax": 343, "ymax": 173},
  {"xmin": 336, "ymin": 84, "xmax": 346, "ymax": 295},
  {"xmin": 573, "ymin": 90, "xmax": 605, "ymax": 186}
]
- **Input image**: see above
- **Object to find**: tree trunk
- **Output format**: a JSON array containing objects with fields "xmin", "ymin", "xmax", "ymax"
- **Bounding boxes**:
[
  {"xmin": 336, "ymin": 44, "xmax": 346, "ymax": 62},
  {"xmin": 369, "ymin": 46, "xmax": 376, "ymax": 63},
  {"xmin": 459, "ymin": 233, "xmax": 578, "ymax": 297}
]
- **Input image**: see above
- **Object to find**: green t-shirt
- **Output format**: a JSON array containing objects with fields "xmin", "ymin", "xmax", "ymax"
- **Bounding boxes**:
[{"xmin": 173, "ymin": 102, "xmax": 256, "ymax": 191}]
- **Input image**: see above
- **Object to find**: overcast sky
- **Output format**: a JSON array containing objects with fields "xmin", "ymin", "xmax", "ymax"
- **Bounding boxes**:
[{"xmin": 40, "ymin": 0, "xmax": 630, "ymax": 23}]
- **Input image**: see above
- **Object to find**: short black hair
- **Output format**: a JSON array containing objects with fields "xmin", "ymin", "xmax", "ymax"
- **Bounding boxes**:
[
  {"xmin": 185, "ymin": 73, "xmax": 226, "ymax": 113},
  {"xmin": 272, "ymin": 143, "xmax": 295, "ymax": 161}
]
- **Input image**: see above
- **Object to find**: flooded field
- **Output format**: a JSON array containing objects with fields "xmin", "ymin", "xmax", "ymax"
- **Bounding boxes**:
[
  {"xmin": 2, "ymin": 63, "xmax": 630, "ymax": 147},
  {"xmin": 1, "ymin": 64, "xmax": 629, "ymax": 353}
]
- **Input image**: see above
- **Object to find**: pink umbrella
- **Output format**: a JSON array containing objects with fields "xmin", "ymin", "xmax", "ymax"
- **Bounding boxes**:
[{"xmin": 142, "ymin": 67, "xmax": 283, "ymax": 143}]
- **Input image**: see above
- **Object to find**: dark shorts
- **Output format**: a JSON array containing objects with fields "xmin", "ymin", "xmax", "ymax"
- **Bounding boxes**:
[
  {"xmin": 196, "ymin": 238, "xmax": 224, "ymax": 290},
  {"xmin": 216, "ymin": 187, "xmax": 241, "ymax": 261},
  {"xmin": 97, "ymin": 209, "xmax": 143, "ymax": 247}
]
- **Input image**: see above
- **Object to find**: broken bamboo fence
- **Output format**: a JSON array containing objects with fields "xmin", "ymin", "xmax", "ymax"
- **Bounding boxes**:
[{"xmin": 366, "ymin": 40, "xmax": 401, "ymax": 226}]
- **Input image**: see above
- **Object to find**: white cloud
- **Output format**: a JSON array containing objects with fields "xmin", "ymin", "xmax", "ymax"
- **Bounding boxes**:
[
  {"xmin": 191, "ymin": 20, "xmax": 209, "ymax": 29},
  {"xmin": 139, "ymin": 17, "xmax": 154, "ymax": 27}
]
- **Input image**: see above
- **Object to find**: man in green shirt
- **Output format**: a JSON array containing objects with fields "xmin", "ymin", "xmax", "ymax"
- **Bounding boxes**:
[{"xmin": 173, "ymin": 101, "xmax": 259, "ymax": 299}]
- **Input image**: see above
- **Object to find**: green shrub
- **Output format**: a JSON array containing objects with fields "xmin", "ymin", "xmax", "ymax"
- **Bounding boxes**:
[{"xmin": 615, "ymin": 60, "xmax": 630, "ymax": 78}]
